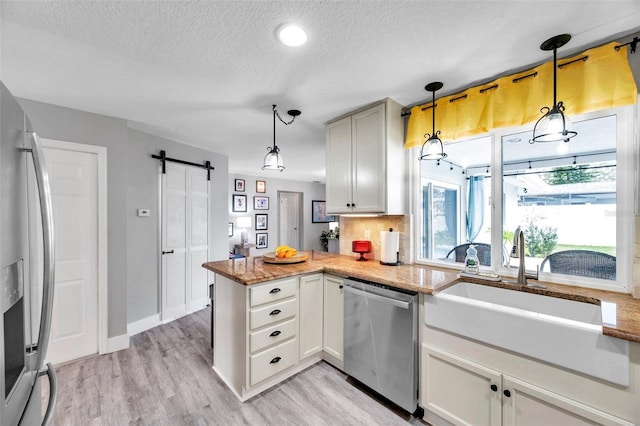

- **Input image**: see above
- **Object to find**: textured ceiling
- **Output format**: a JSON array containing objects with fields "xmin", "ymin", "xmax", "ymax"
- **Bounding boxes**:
[{"xmin": 2, "ymin": 1, "xmax": 639, "ymax": 182}]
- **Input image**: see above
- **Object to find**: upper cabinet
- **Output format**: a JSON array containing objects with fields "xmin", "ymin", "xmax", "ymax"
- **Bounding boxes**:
[{"xmin": 325, "ymin": 98, "xmax": 405, "ymax": 215}]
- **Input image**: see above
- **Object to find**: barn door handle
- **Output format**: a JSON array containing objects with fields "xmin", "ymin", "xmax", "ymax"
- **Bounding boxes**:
[{"xmin": 162, "ymin": 250, "xmax": 175, "ymax": 255}]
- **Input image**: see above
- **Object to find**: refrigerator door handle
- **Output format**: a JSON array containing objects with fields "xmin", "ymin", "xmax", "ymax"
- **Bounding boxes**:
[
  {"xmin": 29, "ymin": 131, "xmax": 56, "ymax": 372},
  {"xmin": 39, "ymin": 363, "xmax": 58, "ymax": 426}
]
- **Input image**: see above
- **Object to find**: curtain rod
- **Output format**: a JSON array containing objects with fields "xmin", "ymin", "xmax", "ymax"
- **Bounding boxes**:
[{"xmin": 151, "ymin": 150, "xmax": 215, "ymax": 180}]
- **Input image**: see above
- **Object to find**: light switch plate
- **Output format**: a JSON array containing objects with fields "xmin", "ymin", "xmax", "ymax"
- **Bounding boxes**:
[{"xmin": 137, "ymin": 208, "xmax": 150, "ymax": 217}]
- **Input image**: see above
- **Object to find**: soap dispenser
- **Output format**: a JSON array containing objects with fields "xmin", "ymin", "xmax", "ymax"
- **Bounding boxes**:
[{"xmin": 464, "ymin": 244, "xmax": 479, "ymax": 273}]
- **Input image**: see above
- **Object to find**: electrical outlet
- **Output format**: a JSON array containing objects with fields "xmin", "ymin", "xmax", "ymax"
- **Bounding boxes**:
[
  {"xmin": 137, "ymin": 208, "xmax": 150, "ymax": 217},
  {"xmin": 364, "ymin": 229, "xmax": 370, "ymax": 240}
]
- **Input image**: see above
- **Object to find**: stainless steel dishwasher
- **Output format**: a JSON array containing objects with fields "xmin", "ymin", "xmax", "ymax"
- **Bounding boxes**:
[{"xmin": 343, "ymin": 278, "xmax": 418, "ymax": 413}]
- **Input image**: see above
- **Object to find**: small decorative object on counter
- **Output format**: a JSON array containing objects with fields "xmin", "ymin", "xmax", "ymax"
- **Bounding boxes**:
[
  {"xmin": 352, "ymin": 240, "xmax": 372, "ymax": 261},
  {"xmin": 464, "ymin": 244, "xmax": 479, "ymax": 273}
]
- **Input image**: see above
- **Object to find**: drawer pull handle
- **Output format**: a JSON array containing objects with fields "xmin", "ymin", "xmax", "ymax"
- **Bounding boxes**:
[
  {"xmin": 490, "ymin": 384, "xmax": 498, "ymax": 392},
  {"xmin": 269, "ymin": 309, "xmax": 281, "ymax": 316},
  {"xmin": 503, "ymin": 389, "xmax": 511, "ymax": 398},
  {"xmin": 270, "ymin": 357, "xmax": 281, "ymax": 364},
  {"xmin": 269, "ymin": 288, "xmax": 281, "ymax": 294},
  {"xmin": 270, "ymin": 330, "xmax": 281, "ymax": 337}
]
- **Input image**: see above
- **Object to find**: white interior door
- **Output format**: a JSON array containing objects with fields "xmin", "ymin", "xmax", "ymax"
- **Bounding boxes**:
[
  {"xmin": 161, "ymin": 163, "xmax": 209, "ymax": 322},
  {"xmin": 278, "ymin": 192, "xmax": 300, "ymax": 248},
  {"xmin": 39, "ymin": 142, "xmax": 104, "ymax": 365}
]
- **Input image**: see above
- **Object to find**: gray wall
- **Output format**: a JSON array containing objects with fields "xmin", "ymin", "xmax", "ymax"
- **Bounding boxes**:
[
  {"xmin": 126, "ymin": 129, "xmax": 228, "ymax": 324},
  {"xmin": 229, "ymin": 174, "xmax": 328, "ymax": 253},
  {"xmin": 17, "ymin": 98, "xmax": 229, "ymax": 336}
]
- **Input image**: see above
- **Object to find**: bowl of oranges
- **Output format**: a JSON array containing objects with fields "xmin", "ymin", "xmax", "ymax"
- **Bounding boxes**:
[{"xmin": 263, "ymin": 246, "xmax": 309, "ymax": 264}]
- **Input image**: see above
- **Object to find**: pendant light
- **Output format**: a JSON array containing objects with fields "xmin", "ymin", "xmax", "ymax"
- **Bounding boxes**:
[
  {"xmin": 530, "ymin": 34, "xmax": 577, "ymax": 144},
  {"xmin": 262, "ymin": 104, "xmax": 301, "ymax": 172},
  {"xmin": 419, "ymin": 82, "xmax": 447, "ymax": 161}
]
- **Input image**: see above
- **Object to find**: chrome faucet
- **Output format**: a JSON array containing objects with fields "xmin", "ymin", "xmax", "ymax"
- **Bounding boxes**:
[{"xmin": 510, "ymin": 226, "xmax": 545, "ymax": 288}]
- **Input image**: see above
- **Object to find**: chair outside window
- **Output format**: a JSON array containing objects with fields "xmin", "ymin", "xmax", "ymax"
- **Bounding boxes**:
[
  {"xmin": 445, "ymin": 243, "xmax": 491, "ymax": 266},
  {"xmin": 540, "ymin": 250, "xmax": 616, "ymax": 280}
]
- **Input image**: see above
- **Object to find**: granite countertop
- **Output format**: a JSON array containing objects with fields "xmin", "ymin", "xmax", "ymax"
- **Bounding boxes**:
[{"xmin": 202, "ymin": 251, "xmax": 640, "ymax": 343}]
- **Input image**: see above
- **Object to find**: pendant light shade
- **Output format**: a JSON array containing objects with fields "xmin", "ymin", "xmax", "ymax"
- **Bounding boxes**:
[
  {"xmin": 419, "ymin": 82, "xmax": 447, "ymax": 161},
  {"xmin": 262, "ymin": 145, "xmax": 284, "ymax": 171},
  {"xmin": 531, "ymin": 34, "xmax": 577, "ymax": 144},
  {"xmin": 262, "ymin": 104, "xmax": 301, "ymax": 172}
]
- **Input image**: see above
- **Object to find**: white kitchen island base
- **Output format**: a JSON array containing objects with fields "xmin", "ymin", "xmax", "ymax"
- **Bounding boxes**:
[{"xmin": 212, "ymin": 273, "xmax": 344, "ymax": 401}]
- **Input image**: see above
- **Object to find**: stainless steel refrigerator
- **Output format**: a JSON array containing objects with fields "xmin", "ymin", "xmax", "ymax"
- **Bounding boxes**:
[{"xmin": 0, "ymin": 81, "xmax": 57, "ymax": 425}]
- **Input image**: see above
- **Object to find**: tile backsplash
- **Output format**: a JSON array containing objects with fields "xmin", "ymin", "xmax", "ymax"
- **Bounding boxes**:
[{"xmin": 338, "ymin": 215, "xmax": 411, "ymax": 264}]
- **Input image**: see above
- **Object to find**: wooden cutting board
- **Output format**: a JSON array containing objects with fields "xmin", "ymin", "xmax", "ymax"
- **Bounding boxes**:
[{"xmin": 263, "ymin": 251, "xmax": 309, "ymax": 264}]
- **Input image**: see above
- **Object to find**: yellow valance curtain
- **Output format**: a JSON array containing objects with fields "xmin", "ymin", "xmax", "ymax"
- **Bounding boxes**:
[{"xmin": 405, "ymin": 42, "xmax": 637, "ymax": 148}]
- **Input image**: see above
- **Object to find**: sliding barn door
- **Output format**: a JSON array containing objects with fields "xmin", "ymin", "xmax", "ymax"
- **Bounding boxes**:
[{"xmin": 161, "ymin": 163, "xmax": 209, "ymax": 322}]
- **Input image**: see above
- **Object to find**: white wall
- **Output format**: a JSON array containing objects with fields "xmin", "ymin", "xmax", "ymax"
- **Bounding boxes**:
[{"xmin": 229, "ymin": 173, "xmax": 327, "ymax": 254}]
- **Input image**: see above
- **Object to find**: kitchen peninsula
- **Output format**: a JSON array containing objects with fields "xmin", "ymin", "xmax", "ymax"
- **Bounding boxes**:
[{"xmin": 203, "ymin": 252, "xmax": 640, "ymax": 423}]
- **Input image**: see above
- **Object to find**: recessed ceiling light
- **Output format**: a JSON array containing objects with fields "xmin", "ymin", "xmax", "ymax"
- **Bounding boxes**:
[{"xmin": 277, "ymin": 24, "xmax": 307, "ymax": 47}]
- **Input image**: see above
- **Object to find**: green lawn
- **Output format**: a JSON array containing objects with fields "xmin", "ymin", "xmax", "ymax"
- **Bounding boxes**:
[{"xmin": 553, "ymin": 244, "xmax": 616, "ymax": 256}]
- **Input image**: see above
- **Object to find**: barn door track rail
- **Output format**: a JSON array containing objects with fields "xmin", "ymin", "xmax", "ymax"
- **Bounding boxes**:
[{"xmin": 151, "ymin": 150, "xmax": 215, "ymax": 180}]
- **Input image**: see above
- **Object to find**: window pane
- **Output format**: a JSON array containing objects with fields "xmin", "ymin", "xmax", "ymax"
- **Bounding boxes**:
[
  {"xmin": 502, "ymin": 115, "xmax": 616, "ymax": 280},
  {"xmin": 419, "ymin": 136, "xmax": 492, "ymax": 266}
]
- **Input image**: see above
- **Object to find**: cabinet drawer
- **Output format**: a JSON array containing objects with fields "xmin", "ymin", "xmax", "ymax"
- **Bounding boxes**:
[
  {"xmin": 250, "ymin": 318, "xmax": 297, "ymax": 354},
  {"xmin": 250, "ymin": 278, "xmax": 297, "ymax": 307},
  {"xmin": 250, "ymin": 298, "xmax": 297, "ymax": 330},
  {"xmin": 250, "ymin": 338, "xmax": 297, "ymax": 386}
]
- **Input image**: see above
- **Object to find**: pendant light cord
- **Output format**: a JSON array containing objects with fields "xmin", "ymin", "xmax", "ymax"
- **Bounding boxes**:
[
  {"xmin": 431, "ymin": 90, "xmax": 436, "ymax": 136},
  {"xmin": 553, "ymin": 47, "xmax": 557, "ymax": 107},
  {"xmin": 272, "ymin": 105, "xmax": 277, "ymax": 150}
]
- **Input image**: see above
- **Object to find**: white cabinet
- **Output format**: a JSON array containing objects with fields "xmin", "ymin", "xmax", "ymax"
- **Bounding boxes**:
[
  {"xmin": 323, "ymin": 274, "xmax": 344, "ymax": 369},
  {"xmin": 421, "ymin": 345, "xmax": 633, "ymax": 426},
  {"xmin": 299, "ymin": 274, "xmax": 324, "ymax": 360},
  {"xmin": 325, "ymin": 98, "xmax": 404, "ymax": 215},
  {"xmin": 422, "ymin": 345, "xmax": 501, "ymax": 426}
]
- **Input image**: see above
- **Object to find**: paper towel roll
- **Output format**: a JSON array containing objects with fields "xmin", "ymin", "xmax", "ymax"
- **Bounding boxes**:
[{"xmin": 380, "ymin": 231, "xmax": 400, "ymax": 264}]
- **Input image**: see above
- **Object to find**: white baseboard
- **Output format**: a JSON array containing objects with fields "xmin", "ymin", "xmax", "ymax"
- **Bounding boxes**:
[
  {"xmin": 128, "ymin": 313, "xmax": 162, "ymax": 336},
  {"xmin": 105, "ymin": 334, "xmax": 130, "ymax": 353}
]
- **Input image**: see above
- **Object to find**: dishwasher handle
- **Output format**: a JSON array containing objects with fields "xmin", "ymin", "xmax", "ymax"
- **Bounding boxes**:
[{"xmin": 344, "ymin": 284, "xmax": 410, "ymax": 309}]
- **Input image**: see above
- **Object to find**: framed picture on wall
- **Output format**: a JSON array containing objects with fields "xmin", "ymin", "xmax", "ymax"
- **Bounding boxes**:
[
  {"xmin": 312, "ymin": 200, "xmax": 337, "ymax": 223},
  {"xmin": 255, "ymin": 214, "xmax": 268, "ymax": 230},
  {"xmin": 256, "ymin": 180, "xmax": 266, "ymax": 193},
  {"xmin": 228, "ymin": 222, "xmax": 234, "ymax": 237},
  {"xmin": 256, "ymin": 232, "xmax": 268, "ymax": 249},
  {"xmin": 254, "ymin": 196, "xmax": 269, "ymax": 210},
  {"xmin": 234, "ymin": 179, "xmax": 245, "ymax": 192},
  {"xmin": 232, "ymin": 194, "xmax": 247, "ymax": 212}
]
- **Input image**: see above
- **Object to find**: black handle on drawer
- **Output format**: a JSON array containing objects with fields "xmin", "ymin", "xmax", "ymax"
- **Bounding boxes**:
[
  {"xmin": 269, "ymin": 288, "xmax": 281, "ymax": 294},
  {"xmin": 270, "ymin": 357, "xmax": 281, "ymax": 364},
  {"xmin": 490, "ymin": 384, "xmax": 498, "ymax": 392},
  {"xmin": 339, "ymin": 285, "xmax": 343, "ymax": 289},
  {"xmin": 269, "ymin": 309, "xmax": 281, "ymax": 316},
  {"xmin": 269, "ymin": 330, "xmax": 281, "ymax": 337},
  {"xmin": 503, "ymin": 389, "xmax": 511, "ymax": 398},
  {"xmin": 346, "ymin": 203, "xmax": 351, "ymax": 207},
  {"xmin": 162, "ymin": 250, "xmax": 174, "ymax": 255}
]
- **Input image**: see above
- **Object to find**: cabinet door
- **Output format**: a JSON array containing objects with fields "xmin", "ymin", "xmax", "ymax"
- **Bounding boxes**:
[
  {"xmin": 299, "ymin": 274, "xmax": 323, "ymax": 359},
  {"xmin": 351, "ymin": 103, "xmax": 385, "ymax": 213},
  {"xmin": 325, "ymin": 116, "xmax": 353, "ymax": 214},
  {"xmin": 421, "ymin": 345, "xmax": 501, "ymax": 426},
  {"xmin": 323, "ymin": 275, "xmax": 344, "ymax": 367},
  {"xmin": 502, "ymin": 375, "xmax": 633, "ymax": 426}
]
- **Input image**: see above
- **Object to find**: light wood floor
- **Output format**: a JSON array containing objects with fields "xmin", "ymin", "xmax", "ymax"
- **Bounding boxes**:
[{"xmin": 44, "ymin": 306, "xmax": 426, "ymax": 425}]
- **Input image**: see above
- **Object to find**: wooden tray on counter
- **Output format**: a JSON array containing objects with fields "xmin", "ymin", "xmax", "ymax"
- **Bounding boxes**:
[{"xmin": 263, "ymin": 251, "xmax": 309, "ymax": 264}]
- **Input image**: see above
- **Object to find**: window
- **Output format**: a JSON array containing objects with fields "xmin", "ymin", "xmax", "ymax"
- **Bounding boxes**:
[
  {"xmin": 416, "ymin": 107, "xmax": 634, "ymax": 292},
  {"xmin": 417, "ymin": 136, "xmax": 492, "ymax": 265}
]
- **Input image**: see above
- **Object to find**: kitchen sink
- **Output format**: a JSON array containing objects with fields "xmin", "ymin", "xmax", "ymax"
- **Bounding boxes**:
[{"xmin": 424, "ymin": 282, "xmax": 629, "ymax": 386}]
